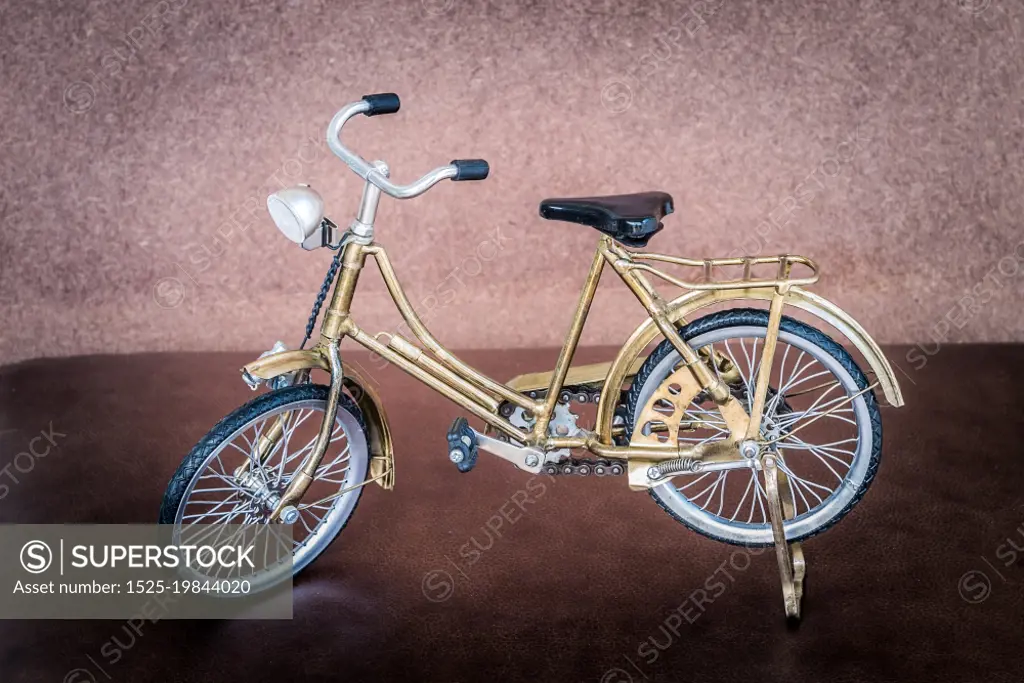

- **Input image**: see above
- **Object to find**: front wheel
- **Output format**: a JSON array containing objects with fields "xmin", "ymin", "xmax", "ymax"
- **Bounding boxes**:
[
  {"xmin": 625, "ymin": 308, "xmax": 882, "ymax": 547},
  {"xmin": 159, "ymin": 384, "xmax": 369, "ymax": 589}
]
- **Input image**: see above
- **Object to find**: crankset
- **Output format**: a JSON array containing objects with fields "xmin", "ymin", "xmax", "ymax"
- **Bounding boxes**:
[
  {"xmin": 442, "ymin": 383, "xmax": 629, "ymax": 475},
  {"xmin": 494, "ymin": 384, "xmax": 631, "ymax": 470}
]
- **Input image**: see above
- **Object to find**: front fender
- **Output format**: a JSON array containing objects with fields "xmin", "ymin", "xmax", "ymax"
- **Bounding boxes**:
[
  {"xmin": 242, "ymin": 348, "xmax": 330, "ymax": 383},
  {"xmin": 342, "ymin": 366, "xmax": 395, "ymax": 490},
  {"xmin": 241, "ymin": 349, "xmax": 395, "ymax": 490},
  {"xmin": 594, "ymin": 286, "xmax": 904, "ymax": 444}
]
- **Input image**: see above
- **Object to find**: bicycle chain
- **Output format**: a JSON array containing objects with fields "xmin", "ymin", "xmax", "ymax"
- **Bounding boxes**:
[
  {"xmin": 498, "ymin": 384, "xmax": 605, "ymax": 413},
  {"xmin": 496, "ymin": 385, "xmax": 630, "ymax": 474},
  {"xmin": 495, "ymin": 377, "xmax": 795, "ymax": 477},
  {"xmin": 542, "ymin": 458, "xmax": 625, "ymax": 477}
]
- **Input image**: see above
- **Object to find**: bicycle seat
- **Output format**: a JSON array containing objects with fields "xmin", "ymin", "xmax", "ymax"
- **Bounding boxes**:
[{"xmin": 539, "ymin": 192, "xmax": 674, "ymax": 248}]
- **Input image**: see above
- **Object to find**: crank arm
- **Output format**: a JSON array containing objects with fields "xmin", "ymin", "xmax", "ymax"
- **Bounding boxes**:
[{"xmin": 473, "ymin": 430, "xmax": 546, "ymax": 474}]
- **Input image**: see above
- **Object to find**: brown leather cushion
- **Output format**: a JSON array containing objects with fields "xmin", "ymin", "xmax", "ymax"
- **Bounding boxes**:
[{"xmin": 0, "ymin": 345, "xmax": 1021, "ymax": 682}]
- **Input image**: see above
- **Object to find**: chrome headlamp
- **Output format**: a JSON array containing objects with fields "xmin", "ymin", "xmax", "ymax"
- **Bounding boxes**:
[{"xmin": 267, "ymin": 185, "xmax": 334, "ymax": 249}]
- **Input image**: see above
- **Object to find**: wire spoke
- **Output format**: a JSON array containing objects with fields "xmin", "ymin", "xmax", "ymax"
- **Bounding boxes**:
[
  {"xmin": 172, "ymin": 394, "xmax": 370, "ymax": 587},
  {"xmin": 730, "ymin": 473, "xmax": 755, "ymax": 522},
  {"xmin": 679, "ymin": 472, "xmax": 713, "ymax": 490},
  {"xmin": 661, "ymin": 327, "xmax": 871, "ymax": 536}
]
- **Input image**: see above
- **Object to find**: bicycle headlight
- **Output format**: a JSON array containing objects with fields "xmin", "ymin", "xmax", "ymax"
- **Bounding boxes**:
[{"xmin": 267, "ymin": 185, "xmax": 324, "ymax": 244}]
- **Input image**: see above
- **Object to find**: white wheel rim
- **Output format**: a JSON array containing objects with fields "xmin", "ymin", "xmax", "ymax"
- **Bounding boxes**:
[
  {"xmin": 635, "ymin": 326, "xmax": 873, "ymax": 545},
  {"xmin": 173, "ymin": 397, "xmax": 368, "ymax": 591}
]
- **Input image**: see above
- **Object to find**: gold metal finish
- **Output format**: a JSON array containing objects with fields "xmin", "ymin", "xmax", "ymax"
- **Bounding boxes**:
[
  {"xmin": 632, "ymin": 353, "xmax": 729, "ymax": 445},
  {"xmin": 386, "ymin": 334, "xmax": 500, "ymax": 412},
  {"xmin": 532, "ymin": 248, "xmax": 605, "ymax": 442},
  {"xmin": 626, "ymin": 440, "xmax": 741, "ymax": 489},
  {"xmin": 744, "ymin": 287, "xmax": 789, "ymax": 440},
  {"xmin": 506, "ymin": 358, "xmax": 647, "ymax": 394},
  {"xmin": 242, "ymin": 348, "xmax": 330, "ymax": 380},
  {"xmin": 592, "ymin": 285, "xmax": 904, "ymax": 446},
  {"xmin": 626, "ymin": 252, "xmax": 819, "ymax": 290},
  {"xmin": 603, "ymin": 240, "xmax": 731, "ymax": 405},
  {"xmin": 271, "ymin": 341, "xmax": 346, "ymax": 519},
  {"xmin": 627, "ymin": 347, "xmax": 751, "ymax": 490},
  {"xmin": 343, "ymin": 367, "xmax": 395, "ymax": 491},
  {"xmin": 364, "ymin": 244, "xmax": 538, "ymax": 412},
  {"xmin": 764, "ymin": 455, "xmax": 805, "ymax": 619},
  {"xmin": 787, "ymin": 287, "xmax": 903, "ymax": 406},
  {"xmin": 351, "ymin": 327, "xmax": 526, "ymax": 439},
  {"xmin": 231, "ymin": 411, "xmax": 291, "ymax": 480},
  {"xmin": 242, "ymin": 235, "xmax": 902, "ymax": 482},
  {"xmin": 237, "ymin": 223, "xmax": 901, "ymax": 620},
  {"xmin": 319, "ymin": 242, "xmax": 368, "ymax": 342}
]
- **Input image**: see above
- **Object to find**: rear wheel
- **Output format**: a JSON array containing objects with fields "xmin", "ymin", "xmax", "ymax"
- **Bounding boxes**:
[
  {"xmin": 625, "ymin": 308, "xmax": 882, "ymax": 547},
  {"xmin": 160, "ymin": 384, "xmax": 368, "ymax": 590}
]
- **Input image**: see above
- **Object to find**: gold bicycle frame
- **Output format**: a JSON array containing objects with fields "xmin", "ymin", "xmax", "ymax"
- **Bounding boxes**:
[
  {"xmin": 244, "ymin": 222, "xmax": 907, "ymax": 519},
  {"xmin": 239, "ymin": 101, "xmax": 902, "ymax": 524},
  {"xmin": 240, "ymin": 149, "xmax": 900, "ymax": 531},
  {"xmin": 243, "ymin": 231, "xmax": 868, "ymax": 619},
  {"xmin": 321, "ymin": 237, "xmax": 811, "ymax": 447}
]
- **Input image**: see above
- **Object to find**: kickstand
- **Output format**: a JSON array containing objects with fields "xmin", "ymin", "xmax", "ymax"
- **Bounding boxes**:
[{"xmin": 763, "ymin": 455, "xmax": 806, "ymax": 621}]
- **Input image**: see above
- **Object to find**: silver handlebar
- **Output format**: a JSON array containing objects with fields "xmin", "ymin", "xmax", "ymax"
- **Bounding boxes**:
[{"xmin": 326, "ymin": 100, "xmax": 458, "ymax": 200}]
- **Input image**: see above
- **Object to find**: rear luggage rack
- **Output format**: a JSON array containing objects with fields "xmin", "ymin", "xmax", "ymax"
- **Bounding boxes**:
[{"xmin": 621, "ymin": 251, "xmax": 820, "ymax": 291}]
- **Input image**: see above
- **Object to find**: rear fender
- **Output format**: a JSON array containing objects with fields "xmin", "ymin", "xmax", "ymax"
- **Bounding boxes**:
[{"xmin": 593, "ymin": 286, "xmax": 904, "ymax": 444}]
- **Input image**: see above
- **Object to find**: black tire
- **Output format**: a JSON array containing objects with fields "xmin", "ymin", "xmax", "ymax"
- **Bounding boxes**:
[
  {"xmin": 159, "ymin": 384, "xmax": 367, "ymax": 576},
  {"xmin": 625, "ymin": 308, "xmax": 883, "ymax": 546}
]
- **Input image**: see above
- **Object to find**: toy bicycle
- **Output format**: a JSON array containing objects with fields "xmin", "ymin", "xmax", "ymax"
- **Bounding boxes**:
[{"xmin": 159, "ymin": 93, "xmax": 904, "ymax": 618}]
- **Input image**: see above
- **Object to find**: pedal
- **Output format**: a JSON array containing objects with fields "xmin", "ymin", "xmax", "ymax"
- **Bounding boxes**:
[{"xmin": 446, "ymin": 417, "xmax": 479, "ymax": 473}]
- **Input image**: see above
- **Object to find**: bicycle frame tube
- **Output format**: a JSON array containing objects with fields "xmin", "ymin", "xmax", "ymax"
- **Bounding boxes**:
[
  {"xmin": 265, "ymin": 227, "xmax": 873, "ymax": 512},
  {"xmin": 316, "ymin": 239, "xmax": 609, "ymax": 446},
  {"xmin": 315, "ymin": 234, "xmax": 773, "ymax": 446}
]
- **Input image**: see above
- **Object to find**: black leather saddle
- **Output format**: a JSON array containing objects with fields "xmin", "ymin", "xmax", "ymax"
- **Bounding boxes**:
[{"xmin": 539, "ymin": 192, "xmax": 674, "ymax": 248}]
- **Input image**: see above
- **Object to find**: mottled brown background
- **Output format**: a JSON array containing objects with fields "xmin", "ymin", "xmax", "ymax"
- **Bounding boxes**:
[{"xmin": 1, "ymin": 0, "xmax": 1022, "ymax": 365}]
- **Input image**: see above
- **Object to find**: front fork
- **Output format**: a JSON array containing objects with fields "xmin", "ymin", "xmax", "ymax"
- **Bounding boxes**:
[
  {"xmin": 235, "ymin": 342, "xmax": 346, "ymax": 522},
  {"xmin": 262, "ymin": 342, "xmax": 345, "ymax": 522},
  {"xmin": 239, "ymin": 240, "xmax": 372, "ymax": 521}
]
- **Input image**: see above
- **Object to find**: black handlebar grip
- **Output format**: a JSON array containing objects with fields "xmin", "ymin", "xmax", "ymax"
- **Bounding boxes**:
[
  {"xmin": 361, "ymin": 93, "xmax": 401, "ymax": 116},
  {"xmin": 451, "ymin": 159, "xmax": 490, "ymax": 181}
]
